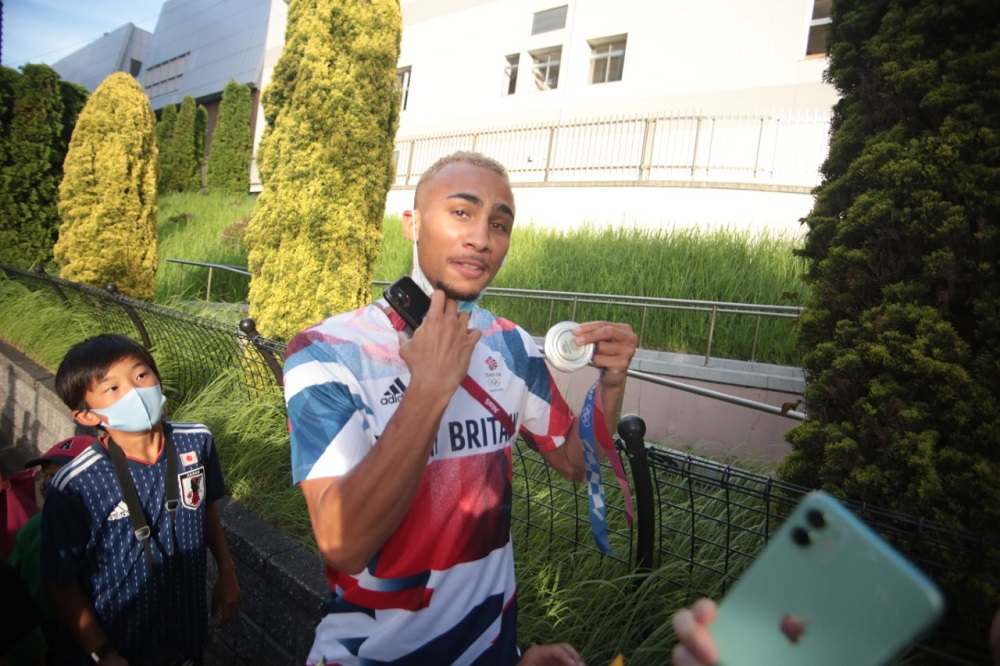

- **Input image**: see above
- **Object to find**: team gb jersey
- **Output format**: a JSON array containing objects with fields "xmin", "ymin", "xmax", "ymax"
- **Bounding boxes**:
[{"xmin": 284, "ymin": 302, "xmax": 574, "ymax": 665}]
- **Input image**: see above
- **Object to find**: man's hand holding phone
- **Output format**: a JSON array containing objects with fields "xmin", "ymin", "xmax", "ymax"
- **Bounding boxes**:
[{"xmin": 390, "ymin": 286, "xmax": 480, "ymax": 397}]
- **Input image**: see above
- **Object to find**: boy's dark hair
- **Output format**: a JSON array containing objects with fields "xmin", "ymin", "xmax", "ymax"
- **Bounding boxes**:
[{"xmin": 55, "ymin": 334, "xmax": 161, "ymax": 411}]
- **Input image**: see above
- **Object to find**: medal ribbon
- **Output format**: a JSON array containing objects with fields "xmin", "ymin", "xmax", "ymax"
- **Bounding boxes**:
[{"xmin": 579, "ymin": 380, "xmax": 634, "ymax": 554}]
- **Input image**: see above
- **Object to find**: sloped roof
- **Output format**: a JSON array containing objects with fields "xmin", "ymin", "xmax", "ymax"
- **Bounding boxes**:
[
  {"xmin": 52, "ymin": 23, "xmax": 152, "ymax": 93},
  {"xmin": 140, "ymin": 0, "xmax": 272, "ymax": 110}
]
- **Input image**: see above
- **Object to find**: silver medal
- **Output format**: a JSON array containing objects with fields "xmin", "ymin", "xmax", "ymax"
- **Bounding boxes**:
[{"xmin": 544, "ymin": 321, "xmax": 594, "ymax": 372}]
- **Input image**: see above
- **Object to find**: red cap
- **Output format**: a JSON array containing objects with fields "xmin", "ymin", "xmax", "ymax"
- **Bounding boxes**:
[{"xmin": 25, "ymin": 436, "xmax": 96, "ymax": 469}]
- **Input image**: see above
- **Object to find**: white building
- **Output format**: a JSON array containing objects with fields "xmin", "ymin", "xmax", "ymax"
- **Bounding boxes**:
[
  {"xmin": 53, "ymin": 0, "xmax": 838, "ymax": 234},
  {"xmin": 387, "ymin": 0, "xmax": 838, "ymax": 234}
]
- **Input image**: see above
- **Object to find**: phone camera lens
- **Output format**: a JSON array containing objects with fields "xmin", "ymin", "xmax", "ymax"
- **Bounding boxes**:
[
  {"xmin": 791, "ymin": 526, "xmax": 811, "ymax": 547},
  {"xmin": 806, "ymin": 509, "xmax": 826, "ymax": 529}
]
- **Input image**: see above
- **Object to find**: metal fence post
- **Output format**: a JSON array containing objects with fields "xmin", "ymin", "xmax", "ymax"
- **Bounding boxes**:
[
  {"xmin": 104, "ymin": 283, "xmax": 152, "ymax": 349},
  {"xmin": 617, "ymin": 414, "xmax": 654, "ymax": 573},
  {"xmin": 32, "ymin": 265, "xmax": 69, "ymax": 302},
  {"xmin": 239, "ymin": 318, "xmax": 284, "ymax": 387}
]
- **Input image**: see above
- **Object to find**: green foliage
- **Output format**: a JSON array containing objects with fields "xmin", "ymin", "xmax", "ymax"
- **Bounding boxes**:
[
  {"xmin": 156, "ymin": 102, "xmax": 177, "ymax": 157},
  {"xmin": 781, "ymin": 0, "xmax": 1000, "ymax": 538},
  {"xmin": 0, "ymin": 275, "xmax": 101, "ymax": 369},
  {"xmin": 160, "ymin": 95, "xmax": 202, "ymax": 193},
  {"xmin": 195, "ymin": 103, "xmax": 207, "ymax": 186},
  {"xmin": 206, "ymin": 80, "xmax": 253, "ymax": 195},
  {"xmin": 245, "ymin": 0, "xmax": 402, "ymax": 340},
  {"xmin": 54, "ymin": 72, "xmax": 159, "ymax": 300},
  {"xmin": 375, "ymin": 219, "xmax": 807, "ymax": 363},
  {"xmin": 0, "ymin": 64, "xmax": 83, "ymax": 268},
  {"xmin": 155, "ymin": 191, "xmax": 256, "ymax": 303}
]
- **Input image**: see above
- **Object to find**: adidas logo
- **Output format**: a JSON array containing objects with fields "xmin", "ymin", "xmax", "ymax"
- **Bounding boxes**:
[
  {"xmin": 380, "ymin": 377, "xmax": 407, "ymax": 405},
  {"xmin": 108, "ymin": 500, "xmax": 130, "ymax": 521}
]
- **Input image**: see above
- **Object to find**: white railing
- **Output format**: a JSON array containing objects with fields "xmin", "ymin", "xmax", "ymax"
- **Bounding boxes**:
[{"xmin": 393, "ymin": 110, "xmax": 831, "ymax": 190}]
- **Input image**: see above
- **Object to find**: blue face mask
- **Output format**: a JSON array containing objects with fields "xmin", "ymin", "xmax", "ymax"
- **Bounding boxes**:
[{"xmin": 90, "ymin": 384, "xmax": 166, "ymax": 433}]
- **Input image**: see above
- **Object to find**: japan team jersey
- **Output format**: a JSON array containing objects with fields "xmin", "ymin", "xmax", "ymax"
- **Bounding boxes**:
[
  {"xmin": 284, "ymin": 302, "xmax": 574, "ymax": 666},
  {"xmin": 41, "ymin": 422, "xmax": 226, "ymax": 664}
]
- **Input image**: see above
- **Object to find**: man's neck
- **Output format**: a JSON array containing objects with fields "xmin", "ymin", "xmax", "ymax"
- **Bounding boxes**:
[{"xmin": 102, "ymin": 423, "xmax": 164, "ymax": 463}]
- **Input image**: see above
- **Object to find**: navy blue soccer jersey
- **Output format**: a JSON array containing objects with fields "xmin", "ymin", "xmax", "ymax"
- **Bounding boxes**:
[{"xmin": 41, "ymin": 422, "xmax": 226, "ymax": 663}]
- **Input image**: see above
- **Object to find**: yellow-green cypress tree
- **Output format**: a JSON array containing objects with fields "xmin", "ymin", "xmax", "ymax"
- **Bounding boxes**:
[
  {"xmin": 245, "ymin": 0, "xmax": 401, "ymax": 340},
  {"xmin": 54, "ymin": 72, "xmax": 158, "ymax": 300}
]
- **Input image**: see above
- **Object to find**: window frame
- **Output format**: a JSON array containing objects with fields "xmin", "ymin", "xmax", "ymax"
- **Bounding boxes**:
[
  {"xmin": 503, "ymin": 53, "xmax": 520, "ymax": 96},
  {"xmin": 396, "ymin": 66, "xmax": 412, "ymax": 111},
  {"xmin": 805, "ymin": 0, "xmax": 832, "ymax": 58},
  {"xmin": 529, "ymin": 46, "xmax": 562, "ymax": 91},
  {"xmin": 588, "ymin": 35, "xmax": 627, "ymax": 84},
  {"xmin": 531, "ymin": 5, "xmax": 568, "ymax": 35}
]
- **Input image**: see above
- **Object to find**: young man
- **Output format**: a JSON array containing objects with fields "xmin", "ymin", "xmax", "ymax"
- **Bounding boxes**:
[
  {"xmin": 284, "ymin": 151, "xmax": 638, "ymax": 665},
  {"xmin": 42, "ymin": 334, "xmax": 241, "ymax": 666}
]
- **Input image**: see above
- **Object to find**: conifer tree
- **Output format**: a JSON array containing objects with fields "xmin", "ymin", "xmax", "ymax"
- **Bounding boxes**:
[
  {"xmin": 54, "ymin": 72, "xmax": 158, "ymax": 300},
  {"xmin": 780, "ymin": 0, "xmax": 1000, "ymax": 537},
  {"xmin": 206, "ymin": 79, "xmax": 252, "ymax": 195},
  {"xmin": 195, "ymin": 103, "xmax": 207, "ymax": 190},
  {"xmin": 0, "ymin": 64, "xmax": 77, "ymax": 267},
  {"xmin": 156, "ymin": 102, "xmax": 177, "ymax": 162},
  {"xmin": 245, "ymin": 0, "xmax": 402, "ymax": 339},
  {"xmin": 160, "ymin": 95, "xmax": 200, "ymax": 192}
]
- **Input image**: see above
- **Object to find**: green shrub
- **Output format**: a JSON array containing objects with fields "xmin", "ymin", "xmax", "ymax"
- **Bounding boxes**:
[
  {"xmin": 0, "ymin": 65, "xmax": 85, "ymax": 268},
  {"xmin": 780, "ymin": 0, "xmax": 1000, "ymax": 635},
  {"xmin": 245, "ymin": 0, "xmax": 402, "ymax": 340},
  {"xmin": 160, "ymin": 95, "xmax": 202, "ymax": 193},
  {"xmin": 54, "ymin": 72, "xmax": 159, "ymax": 300},
  {"xmin": 206, "ymin": 80, "xmax": 253, "ymax": 195}
]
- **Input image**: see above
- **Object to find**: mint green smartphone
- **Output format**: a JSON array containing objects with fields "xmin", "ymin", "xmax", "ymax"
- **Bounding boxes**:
[{"xmin": 710, "ymin": 491, "xmax": 945, "ymax": 666}]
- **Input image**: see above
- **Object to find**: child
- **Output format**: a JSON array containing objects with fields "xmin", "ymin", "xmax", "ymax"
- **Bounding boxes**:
[{"xmin": 42, "ymin": 334, "xmax": 241, "ymax": 665}]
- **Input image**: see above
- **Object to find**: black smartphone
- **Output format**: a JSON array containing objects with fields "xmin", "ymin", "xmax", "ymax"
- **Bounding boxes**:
[{"xmin": 384, "ymin": 276, "xmax": 431, "ymax": 333}]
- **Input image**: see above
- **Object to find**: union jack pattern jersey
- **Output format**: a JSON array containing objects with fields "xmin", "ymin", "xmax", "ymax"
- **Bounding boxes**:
[
  {"xmin": 284, "ymin": 302, "xmax": 574, "ymax": 666},
  {"xmin": 40, "ymin": 422, "xmax": 226, "ymax": 664}
]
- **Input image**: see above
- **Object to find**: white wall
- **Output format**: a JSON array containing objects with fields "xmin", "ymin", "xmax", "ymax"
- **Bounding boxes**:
[{"xmin": 396, "ymin": 0, "xmax": 838, "ymax": 134}]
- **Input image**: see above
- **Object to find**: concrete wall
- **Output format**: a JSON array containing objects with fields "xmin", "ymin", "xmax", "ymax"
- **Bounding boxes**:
[{"xmin": 0, "ymin": 341, "xmax": 324, "ymax": 665}]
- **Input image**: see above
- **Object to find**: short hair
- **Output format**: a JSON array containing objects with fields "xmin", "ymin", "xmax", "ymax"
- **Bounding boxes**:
[
  {"xmin": 413, "ymin": 151, "xmax": 509, "ymax": 208},
  {"xmin": 55, "ymin": 334, "xmax": 161, "ymax": 411}
]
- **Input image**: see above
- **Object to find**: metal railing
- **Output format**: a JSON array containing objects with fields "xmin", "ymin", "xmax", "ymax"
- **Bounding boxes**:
[
  {"xmin": 160, "ymin": 260, "xmax": 805, "ymax": 366},
  {"xmin": 166, "ymin": 258, "xmax": 250, "ymax": 302},
  {"xmin": 394, "ymin": 110, "xmax": 832, "ymax": 191},
  {"xmin": 2, "ymin": 263, "xmax": 994, "ymax": 661}
]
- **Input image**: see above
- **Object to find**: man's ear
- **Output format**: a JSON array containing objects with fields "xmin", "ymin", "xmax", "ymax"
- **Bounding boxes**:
[
  {"xmin": 72, "ymin": 409, "xmax": 103, "ymax": 428},
  {"xmin": 402, "ymin": 209, "xmax": 419, "ymax": 242}
]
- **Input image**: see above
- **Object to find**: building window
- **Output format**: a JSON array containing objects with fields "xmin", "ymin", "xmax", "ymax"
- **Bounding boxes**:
[
  {"xmin": 806, "ymin": 0, "xmax": 832, "ymax": 57},
  {"xmin": 589, "ymin": 35, "xmax": 626, "ymax": 84},
  {"xmin": 503, "ymin": 54, "xmax": 520, "ymax": 96},
  {"xmin": 129, "ymin": 58, "xmax": 142, "ymax": 77},
  {"xmin": 532, "ymin": 6, "xmax": 567, "ymax": 35},
  {"xmin": 143, "ymin": 52, "xmax": 190, "ymax": 98},
  {"xmin": 530, "ymin": 47, "xmax": 561, "ymax": 91},
  {"xmin": 397, "ymin": 66, "xmax": 411, "ymax": 111}
]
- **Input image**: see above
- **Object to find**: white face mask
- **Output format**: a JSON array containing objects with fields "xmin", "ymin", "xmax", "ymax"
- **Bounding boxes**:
[
  {"xmin": 90, "ymin": 384, "xmax": 166, "ymax": 432},
  {"xmin": 411, "ymin": 236, "xmax": 481, "ymax": 313}
]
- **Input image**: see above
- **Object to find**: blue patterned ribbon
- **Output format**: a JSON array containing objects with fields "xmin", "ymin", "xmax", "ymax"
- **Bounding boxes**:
[{"xmin": 579, "ymin": 381, "xmax": 634, "ymax": 555}]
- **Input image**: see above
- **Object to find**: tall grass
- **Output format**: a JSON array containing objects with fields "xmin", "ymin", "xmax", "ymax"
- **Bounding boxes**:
[
  {"xmin": 153, "ymin": 194, "xmax": 808, "ymax": 362},
  {"xmin": 155, "ymin": 192, "xmax": 255, "ymax": 305},
  {"xmin": 375, "ymin": 217, "xmax": 808, "ymax": 364},
  {"xmin": 0, "ymin": 276, "xmax": 101, "ymax": 368}
]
